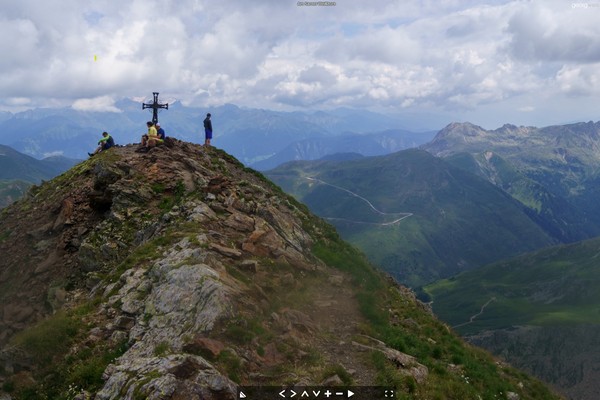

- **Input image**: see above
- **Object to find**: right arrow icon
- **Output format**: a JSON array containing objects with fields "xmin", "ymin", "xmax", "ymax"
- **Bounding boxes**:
[{"xmin": 347, "ymin": 390, "xmax": 354, "ymax": 398}]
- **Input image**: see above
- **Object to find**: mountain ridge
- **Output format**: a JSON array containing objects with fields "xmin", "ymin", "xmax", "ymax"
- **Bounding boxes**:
[{"xmin": 0, "ymin": 141, "xmax": 559, "ymax": 399}]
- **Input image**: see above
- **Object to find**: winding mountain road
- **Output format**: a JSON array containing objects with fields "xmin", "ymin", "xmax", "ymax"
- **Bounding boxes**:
[
  {"xmin": 453, "ymin": 297, "xmax": 497, "ymax": 329},
  {"xmin": 305, "ymin": 176, "xmax": 413, "ymax": 226}
]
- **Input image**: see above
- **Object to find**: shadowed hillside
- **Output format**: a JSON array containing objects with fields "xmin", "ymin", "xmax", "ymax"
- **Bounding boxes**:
[{"xmin": 425, "ymin": 236, "xmax": 600, "ymax": 399}]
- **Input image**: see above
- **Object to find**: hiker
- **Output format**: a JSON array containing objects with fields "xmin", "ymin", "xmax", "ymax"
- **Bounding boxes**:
[
  {"xmin": 203, "ymin": 113, "xmax": 212, "ymax": 146},
  {"xmin": 156, "ymin": 122, "xmax": 166, "ymax": 140},
  {"xmin": 88, "ymin": 131, "xmax": 114, "ymax": 156},
  {"xmin": 140, "ymin": 121, "xmax": 163, "ymax": 149}
]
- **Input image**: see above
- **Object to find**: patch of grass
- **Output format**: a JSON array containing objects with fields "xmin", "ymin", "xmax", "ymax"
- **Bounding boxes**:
[
  {"xmin": 8, "ymin": 296, "xmax": 129, "ymax": 400},
  {"xmin": 68, "ymin": 340, "xmax": 129, "ymax": 392},
  {"xmin": 321, "ymin": 364, "xmax": 353, "ymax": 385},
  {"xmin": 217, "ymin": 349, "xmax": 243, "ymax": 383},
  {"xmin": 151, "ymin": 182, "xmax": 166, "ymax": 193},
  {"xmin": 225, "ymin": 264, "xmax": 252, "ymax": 284},
  {"xmin": 0, "ymin": 229, "xmax": 10, "ymax": 243},
  {"xmin": 158, "ymin": 180, "xmax": 187, "ymax": 211},
  {"xmin": 2, "ymin": 380, "xmax": 15, "ymax": 393},
  {"xmin": 11, "ymin": 312, "xmax": 80, "ymax": 365},
  {"xmin": 223, "ymin": 316, "xmax": 270, "ymax": 345},
  {"xmin": 153, "ymin": 341, "xmax": 171, "ymax": 357}
]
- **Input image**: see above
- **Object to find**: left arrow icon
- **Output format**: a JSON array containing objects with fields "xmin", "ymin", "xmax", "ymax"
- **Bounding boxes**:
[{"xmin": 279, "ymin": 390, "xmax": 286, "ymax": 398}]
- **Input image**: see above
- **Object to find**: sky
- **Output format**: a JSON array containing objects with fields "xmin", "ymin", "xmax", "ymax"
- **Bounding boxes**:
[{"xmin": 3, "ymin": 0, "xmax": 600, "ymax": 129}]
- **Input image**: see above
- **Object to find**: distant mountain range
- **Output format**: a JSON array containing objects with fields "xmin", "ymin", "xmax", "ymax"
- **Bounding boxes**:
[
  {"xmin": 0, "ymin": 101, "xmax": 433, "ymax": 169},
  {"xmin": 252, "ymin": 129, "xmax": 435, "ymax": 170}
]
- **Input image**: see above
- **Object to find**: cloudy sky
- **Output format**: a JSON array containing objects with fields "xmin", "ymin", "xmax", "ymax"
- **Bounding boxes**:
[{"xmin": 3, "ymin": 0, "xmax": 600, "ymax": 129}]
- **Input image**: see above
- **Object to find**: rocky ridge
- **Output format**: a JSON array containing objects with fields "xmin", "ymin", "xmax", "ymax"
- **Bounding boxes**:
[{"xmin": 0, "ymin": 141, "xmax": 560, "ymax": 399}]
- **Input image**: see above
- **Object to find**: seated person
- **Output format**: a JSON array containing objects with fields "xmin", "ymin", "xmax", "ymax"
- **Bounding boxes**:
[
  {"xmin": 88, "ymin": 131, "xmax": 114, "ymax": 156},
  {"xmin": 140, "ymin": 121, "xmax": 163, "ymax": 149},
  {"xmin": 156, "ymin": 122, "xmax": 166, "ymax": 140}
]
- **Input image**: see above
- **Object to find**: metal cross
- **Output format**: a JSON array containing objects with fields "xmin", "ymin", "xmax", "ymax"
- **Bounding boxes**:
[{"xmin": 142, "ymin": 92, "xmax": 169, "ymax": 124}]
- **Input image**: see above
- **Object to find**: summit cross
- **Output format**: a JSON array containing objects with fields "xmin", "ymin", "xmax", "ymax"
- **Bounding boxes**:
[{"xmin": 142, "ymin": 92, "xmax": 169, "ymax": 124}]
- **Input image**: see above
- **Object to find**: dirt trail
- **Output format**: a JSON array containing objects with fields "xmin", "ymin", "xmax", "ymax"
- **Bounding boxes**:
[{"xmin": 305, "ymin": 272, "xmax": 378, "ymax": 384}]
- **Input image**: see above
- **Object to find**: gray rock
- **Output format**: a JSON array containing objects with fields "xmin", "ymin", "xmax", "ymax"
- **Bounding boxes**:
[{"xmin": 96, "ymin": 240, "xmax": 234, "ymax": 398}]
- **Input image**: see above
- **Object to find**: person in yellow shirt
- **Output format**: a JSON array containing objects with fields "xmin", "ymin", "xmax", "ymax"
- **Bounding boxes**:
[{"xmin": 140, "ymin": 121, "xmax": 163, "ymax": 149}]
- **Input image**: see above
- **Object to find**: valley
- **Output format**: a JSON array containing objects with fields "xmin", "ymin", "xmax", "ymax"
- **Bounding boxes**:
[{"xmin": 267, "ymin": 120, "xmax": 600, "ymax": 398}]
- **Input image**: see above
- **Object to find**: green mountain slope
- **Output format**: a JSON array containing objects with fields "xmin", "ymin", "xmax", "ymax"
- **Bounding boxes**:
[
  {"xmin": 423, "ymin": 121, "xmax": 600, "ymax": 236},
  {"xmin": 267, "ymin": 149, "xmax": 556, "ymax": 287},
  {"xmin": 0, "ymin": 144, "xmax": 77, "ymax": 183},
  {"xmin": 446, "ymin": 152, "xmax": 598, "ymax": 242},
  {"xmin": 424, "ymin": 237, "xmax": 600, "ymax": 398},
  {"xmin": 0, "ymin": 141, "xmax": 560, "ymax": 399},
  {"xmin": 0, "ymin": 145, "xmax": 79, "ymax": 208}
]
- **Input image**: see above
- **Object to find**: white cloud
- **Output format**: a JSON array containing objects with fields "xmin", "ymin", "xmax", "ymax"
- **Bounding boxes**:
[
  {"xmin": 2, "ymin": 0, "xmax": 600, "ymax": 126},
  {"xmin": 43, "ymin": 150, "xmax": 65, "ymax": 158},
  {"xmin": 72, "ymin": 96, "xmax": 122, "ymax": 112}
]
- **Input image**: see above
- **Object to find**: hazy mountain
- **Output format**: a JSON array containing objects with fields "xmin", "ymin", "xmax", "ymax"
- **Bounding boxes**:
[
  {"xmin": 0, "ymin": 101, "xmax": 425, "ymax": 168},
  {"xmin": 252, "ymin": 129, "xmax": 436, "ymax": 170},
  {"xmin": 0, "ymin": 144, "xmax": 79, "ymax": 183},
  {"xmin": 266, "ymin": 149, "xmax": 557, "ymax": 287},
  {"xmin": 0, "ymin": 145, "xmax": 80, "ymax": 208},
  {"xmin": 424, "ymin": 236, "xmax": 600, "ymax": 399},
  {"xmin": 0, "ymin": 141, "xmax": 558, "ymax": 399}
]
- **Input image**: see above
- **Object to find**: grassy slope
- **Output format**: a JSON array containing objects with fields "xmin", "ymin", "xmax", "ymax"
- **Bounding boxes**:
[
  {"xmin": 424, "ymin": 236, "xmax": 600, "ymax": 335},
  {"xmin": 446, "ymin": 152, "xmax": 600, "ymax": 242},
  {"xmin": 268, "ymin": 149, "xmax": 556, "ymax": 287}
]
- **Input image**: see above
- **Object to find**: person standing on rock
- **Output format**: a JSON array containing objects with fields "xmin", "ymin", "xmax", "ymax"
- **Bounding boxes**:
[{"xmin": 203, "ymin": 113, "xmax": 213, "ymax": 147}]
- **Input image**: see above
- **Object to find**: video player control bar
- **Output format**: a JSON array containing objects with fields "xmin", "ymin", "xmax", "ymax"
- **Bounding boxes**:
[{"xmin": 237, "ymin": 386, "xmax": 396, "ymax": 399}]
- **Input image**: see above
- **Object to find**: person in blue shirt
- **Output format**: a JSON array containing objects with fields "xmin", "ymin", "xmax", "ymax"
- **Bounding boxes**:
[
  {"xmin": 156, "ymin": 122, "xmax": 166, "ymax": 140},
  {"xmin": 203, "ymin": 113, "xmax": 212, "ymax": 146},
  {"xmin": 88, "ymin": 131, "xmax": 114, "ymax": 156}
]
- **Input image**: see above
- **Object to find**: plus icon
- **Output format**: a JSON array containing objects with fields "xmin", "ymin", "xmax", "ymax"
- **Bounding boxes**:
[{"xmin": 324, "ymin": 390, "xmax": 332, "ymax": 398}]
